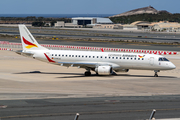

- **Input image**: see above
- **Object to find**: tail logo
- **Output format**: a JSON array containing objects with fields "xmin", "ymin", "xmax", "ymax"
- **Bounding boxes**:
[{"xmin": 23, "ymin": 37, "xmax": 38, "ymax": 49}]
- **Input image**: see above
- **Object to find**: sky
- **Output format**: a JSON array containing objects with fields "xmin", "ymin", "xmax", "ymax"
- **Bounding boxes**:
[{"xmin": 0, "ymin": 0, "xmax": 180, "ymax": 14}]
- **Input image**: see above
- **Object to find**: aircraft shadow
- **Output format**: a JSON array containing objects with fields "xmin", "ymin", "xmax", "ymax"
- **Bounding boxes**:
[
  {"xmin": 14, "ymin": 71, "xmax": 83, "ymax": 75},
  {"xmin": 14, "ymin": 71, "xmax": 177, "ymax": 79},
  {"xmin": 115, "ymin": 74, "xmax": 177, "ymax": 78}
]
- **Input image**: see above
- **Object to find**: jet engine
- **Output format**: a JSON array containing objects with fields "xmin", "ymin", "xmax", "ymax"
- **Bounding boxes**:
[{"xmin": 95, "ymin": 66, "xmax": 113, "ymax": 75}]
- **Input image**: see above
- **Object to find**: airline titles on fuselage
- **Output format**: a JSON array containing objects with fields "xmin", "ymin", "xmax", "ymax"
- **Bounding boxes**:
[{"xmin": 108, "ymin": 54, "xmax": 139, "ymax": 58}]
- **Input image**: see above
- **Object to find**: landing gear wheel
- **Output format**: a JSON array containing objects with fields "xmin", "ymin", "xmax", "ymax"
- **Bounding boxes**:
[
  {"xmin": 96, "ymin": 72, "xmax": 99, "ymax": 75},
  {"xmin": 84, "ymin": 71, "xmax": 91, "ymax": 76},
  {"xmin": 154, "ymin": 70, "xmax": 160, "ymax": 77},
  {"xmin": 112, "ymin": 71, "xmax": 117, "ymax": 75},
  {"xmin": 154, "ymin": 74, "xmax": 158, "ymax": 77},
  {"xmin": 154, "ymin": 72, "xmax": 158, "ymax": 77}
]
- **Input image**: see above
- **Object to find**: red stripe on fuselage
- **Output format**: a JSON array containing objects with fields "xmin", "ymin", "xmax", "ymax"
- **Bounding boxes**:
[{"xmin": 44, "ymin": 53, "xmax": 55, "ymax": 63}]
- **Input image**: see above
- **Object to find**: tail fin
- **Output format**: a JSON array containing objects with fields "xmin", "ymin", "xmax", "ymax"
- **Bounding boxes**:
[{"xmin": 19, "ymin": 24, "xmax": 48, "ymax": 50}]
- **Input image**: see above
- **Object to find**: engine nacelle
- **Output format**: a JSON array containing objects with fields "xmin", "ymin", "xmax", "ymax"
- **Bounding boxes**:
[
  {"xmin": 114, "ymin": 69, "xmax": 129, "ymax": 72},
  {"xmin": 95, "ymin": 66, "xmax": 113, "ymax": 75}
]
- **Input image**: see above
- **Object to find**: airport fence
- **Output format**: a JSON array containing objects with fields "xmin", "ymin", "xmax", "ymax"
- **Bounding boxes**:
[{"xmin": 0, "ymin": 41, "xmax": 178, "ymax": 55}]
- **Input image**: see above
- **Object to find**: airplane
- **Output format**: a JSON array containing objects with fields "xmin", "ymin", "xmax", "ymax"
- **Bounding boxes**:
[{"xmin": 16, "ymin": 25, "xmax": 176, "ymax": 77}]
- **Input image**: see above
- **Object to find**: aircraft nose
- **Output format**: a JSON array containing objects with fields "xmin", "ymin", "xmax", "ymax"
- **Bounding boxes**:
[{"xmin": 169, "ymin": 62, "xmax": 176, "ymax": 69}]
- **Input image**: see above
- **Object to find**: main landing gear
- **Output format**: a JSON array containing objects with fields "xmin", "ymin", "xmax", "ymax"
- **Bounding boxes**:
[
  {"xmin": 154, "ymin": 70, "xmax": 160, "ymax": 77},
  {"xmin": 84, "ymin": 68, "xmax": 91, "ymax": 76},
  {"xmin": 84, "ymin": 71, "xmax": 91, "ymax": 76}
]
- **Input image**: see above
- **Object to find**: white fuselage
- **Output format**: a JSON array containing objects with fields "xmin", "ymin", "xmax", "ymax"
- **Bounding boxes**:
[
  {"xmin": 29, "ymin": 49, "xmax": 176, "ymax": 71},
  {"xmin": 18, "ymin": 24, "xmax": 176, "ymax": 76}
]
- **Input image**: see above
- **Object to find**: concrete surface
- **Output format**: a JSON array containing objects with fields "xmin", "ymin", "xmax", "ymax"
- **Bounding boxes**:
[
  {"xmin": 1, "ymin": 50, "xmax": 180, "ymax": 120},
  {"xmin": 0, "ymin": 50, "xmax": 180, "ymax": 100}
]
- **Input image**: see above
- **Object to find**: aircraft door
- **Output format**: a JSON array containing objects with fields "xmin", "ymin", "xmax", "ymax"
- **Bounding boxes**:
[
  {"xmin": 46, "ymin": 52, "xmax": 50, "ymax": 56},
  {"xmin": 149, "ymin": 57, "xmax": 154, "ymax": 66},
  {"xmin": 45, "ymin": 52, "xmax": 51, "ymax": 60},
  {"xmin": 45, "ymin": 52, "xmax": 50, "ymax": 58}
]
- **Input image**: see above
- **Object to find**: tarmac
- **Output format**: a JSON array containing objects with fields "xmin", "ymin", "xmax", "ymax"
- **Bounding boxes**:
[
  {"xmin": 0, "ymin": 50, "xmax": 180, "ymax": 100},
  {"xmin": 0, "ymin": 49, "xmax": 180, "ymax": 120}
]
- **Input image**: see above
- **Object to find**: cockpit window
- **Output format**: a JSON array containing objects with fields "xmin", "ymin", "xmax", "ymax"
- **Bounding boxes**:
[{"xmin": 158, "ymin": 57, "xmax": 169, "ymax": 61}]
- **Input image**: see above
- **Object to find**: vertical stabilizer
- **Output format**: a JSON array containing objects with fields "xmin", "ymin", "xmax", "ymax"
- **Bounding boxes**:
[{"xmin": 19, "ymin": 24, "xmax": 48, "ymax": 50}]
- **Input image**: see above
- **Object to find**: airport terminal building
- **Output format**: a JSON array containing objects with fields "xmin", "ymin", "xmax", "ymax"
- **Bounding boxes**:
[
  {"xmin": 55, "ymin": 17, "xmax": 113, "ymax": 28},
  {"xmin": 55, "ymin": 18, "xmax": 180, "ymax": 32},
  {"xmin": 72, "ymin": 17, "xmax": 113, "ymax": 26}
]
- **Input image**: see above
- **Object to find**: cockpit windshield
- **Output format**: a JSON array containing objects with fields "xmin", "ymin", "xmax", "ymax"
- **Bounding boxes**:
[{"xmin": 158, "ymin": 57, "xmax": 169, "ymax": 61}]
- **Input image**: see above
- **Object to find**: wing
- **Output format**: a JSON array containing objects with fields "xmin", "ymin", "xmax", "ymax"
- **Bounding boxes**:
[
  {"xmin": 56, "ymin": 61, "xmax": 97, "ymax": 68},
  {"xmin": 55, "ymin": 61, "xmax": 120, "ymax": 70}
]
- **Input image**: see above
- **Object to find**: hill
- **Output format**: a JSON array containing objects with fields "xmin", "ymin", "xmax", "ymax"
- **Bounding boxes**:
[
  {"xmin": 110, "ymin": 12, "xmax": 180, "ymax": 24},
  {"xmin": 110, "ymin": 6, "xmax": 171, "ymax": 17}
]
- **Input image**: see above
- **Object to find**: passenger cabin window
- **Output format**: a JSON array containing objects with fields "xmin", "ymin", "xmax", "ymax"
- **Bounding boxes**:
[
  {"xmin": 55, "ymin": 54, "xmax": 57, "ymax": 56},
  {"xmin": 101, "ymin": 56, "xmax": 103, "ymax": 58},
  {"xmin": 159, "ymin": 57, "xmax": 169, "ymax": 61},
  {"xmin": 59, "ymin": 54, "xmax": 60, "ymax": 56},
  {"xmin": 52, "ymin": 54, "xmax": 54, "ymax": 56}
]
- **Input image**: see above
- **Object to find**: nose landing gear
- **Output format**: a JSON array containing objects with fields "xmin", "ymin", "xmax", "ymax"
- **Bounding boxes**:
[
  {"xmin": 154, "ymin": 72, "xmax": 158, "ymax": 77},
  {"xmin": 154, "ymin": 70, "xmax": 160, "ymax": 77}
]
